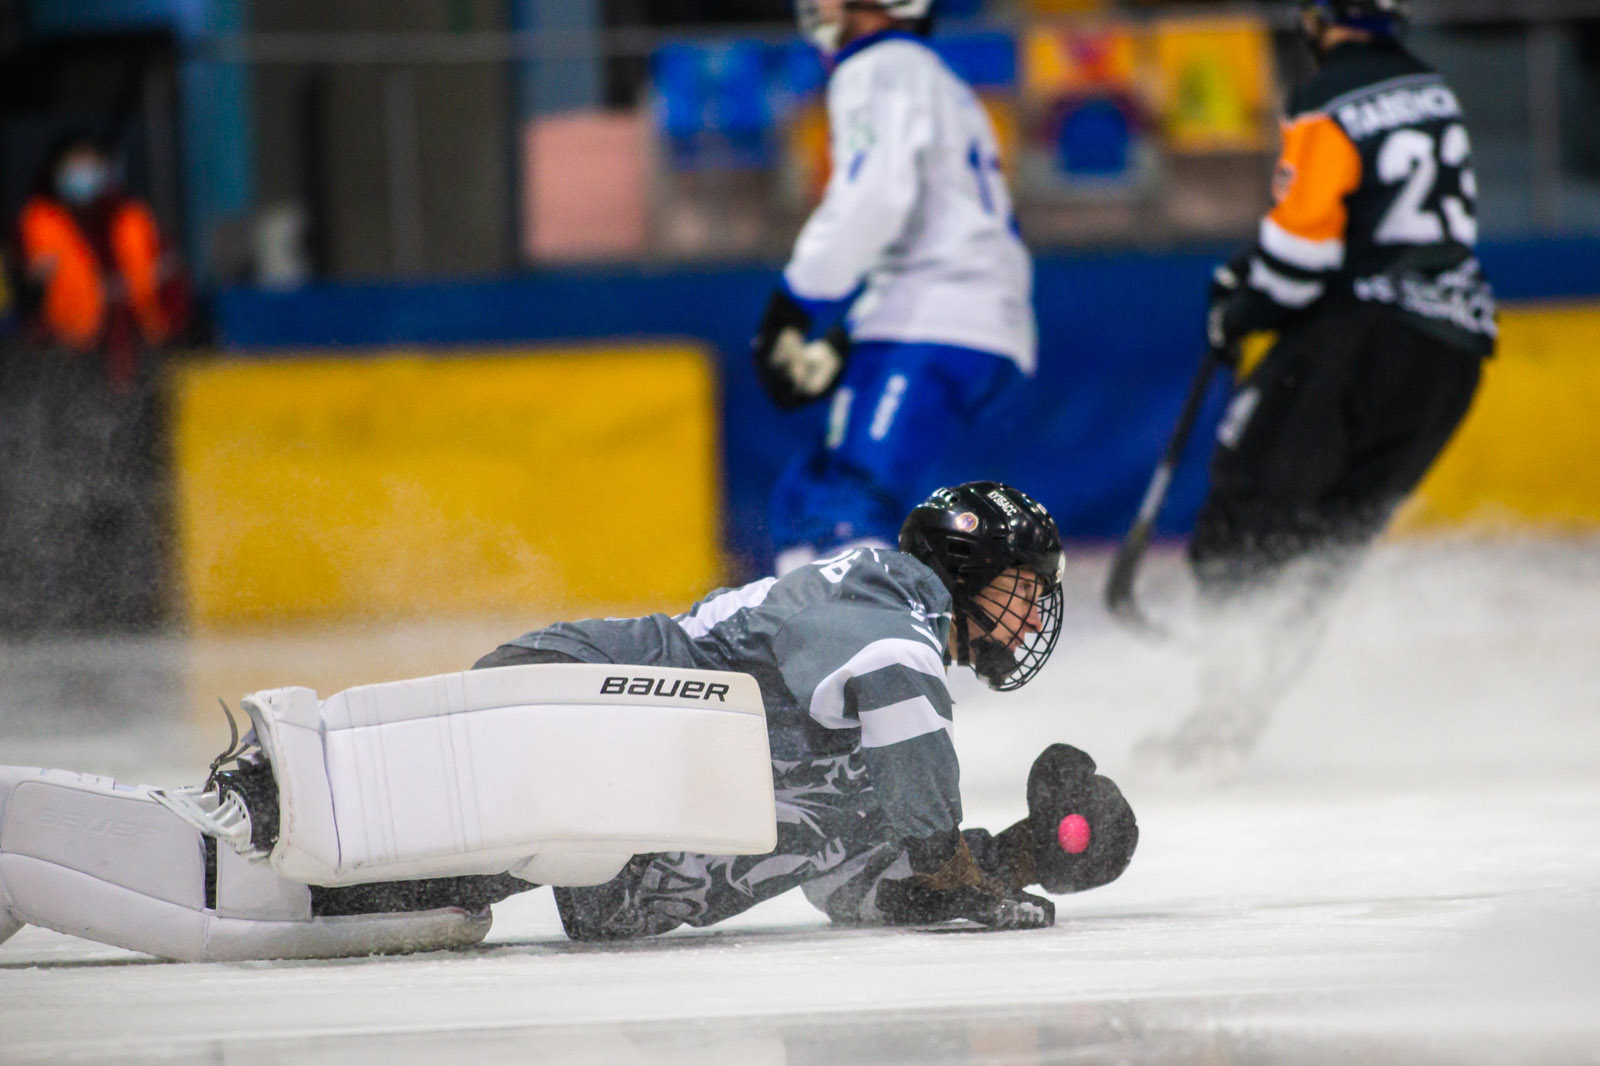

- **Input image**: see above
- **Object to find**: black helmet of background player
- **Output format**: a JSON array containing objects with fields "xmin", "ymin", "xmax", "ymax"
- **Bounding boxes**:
[
  {"xmin": 900, "ymin": 481, "xmax": 1065, "ymax": 691},
  {"xmin": 1299, "ymin": 0, "xmax": 1408, "ymax": 56},
  {"xmin": 797, "ymin": 0, "xmax": 935, "ymax": 54}
]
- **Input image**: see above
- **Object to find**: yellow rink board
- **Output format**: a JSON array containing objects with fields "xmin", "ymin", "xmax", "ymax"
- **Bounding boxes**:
[
  {"xmin": 172, "ymin": 344, "xmax": 721, "ymax": 629},
  {"xmin": 1398, "ymin": 302, "xmax": 1600, "ymax": 532}
]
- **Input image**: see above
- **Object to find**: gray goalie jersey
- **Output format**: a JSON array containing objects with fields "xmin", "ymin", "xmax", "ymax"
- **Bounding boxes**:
[{"xmin": 503, "ymin": 547, "xmax": 961, "ymax": 847}]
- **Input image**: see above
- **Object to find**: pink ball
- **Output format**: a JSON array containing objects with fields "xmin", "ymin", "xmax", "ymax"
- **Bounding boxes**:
[{"xmin": 1057, "ymin": 814, "xmax": 1091, "ymax": 854}]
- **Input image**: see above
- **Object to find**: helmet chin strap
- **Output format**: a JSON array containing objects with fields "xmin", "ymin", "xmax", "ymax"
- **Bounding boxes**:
[{"xmin": 953, "ymin": 598, "xmax": 1017, "ymax": 689}]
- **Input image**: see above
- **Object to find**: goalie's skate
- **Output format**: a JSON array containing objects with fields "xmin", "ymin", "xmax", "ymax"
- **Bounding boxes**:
[
  {"xmin": 151, "ymin": 702, "xmax": 278, "ymax": 861},
  {"xmin": 151, "ymin": 783, "xmax": 260, "ymax": 858}
]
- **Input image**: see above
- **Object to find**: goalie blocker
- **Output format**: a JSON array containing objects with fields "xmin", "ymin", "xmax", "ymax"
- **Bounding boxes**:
[{"xmin": 0, "ymin": 663, "xmax": 777, "ymax": 961}]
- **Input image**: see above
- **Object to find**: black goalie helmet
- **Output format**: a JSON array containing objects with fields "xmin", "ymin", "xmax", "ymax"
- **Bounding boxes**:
[{"xmin": 899, "ymin": 481, "xmax": 1065, "ymax": 691}]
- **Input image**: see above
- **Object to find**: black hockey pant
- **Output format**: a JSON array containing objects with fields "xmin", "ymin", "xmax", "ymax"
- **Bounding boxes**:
[{"xmin": 1189, "ymin": 302, "xmax": 1483, "ymax": 599}]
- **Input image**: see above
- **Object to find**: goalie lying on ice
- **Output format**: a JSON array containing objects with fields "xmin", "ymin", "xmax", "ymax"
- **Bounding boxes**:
[{"xmin": 0, "ymin": 482, "xmax": 1137, "ymax": 961}]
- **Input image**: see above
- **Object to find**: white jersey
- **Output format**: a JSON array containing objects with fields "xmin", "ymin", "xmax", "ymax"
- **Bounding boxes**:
[{"xmin": 783, "ymin": 33, "xmax": 1037, "ymax": 373}]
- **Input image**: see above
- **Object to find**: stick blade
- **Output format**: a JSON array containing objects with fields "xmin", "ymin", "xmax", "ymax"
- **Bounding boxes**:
[{"xmin": 1103, "ymin": 533, "xmax": 1169, "ymax": 640}]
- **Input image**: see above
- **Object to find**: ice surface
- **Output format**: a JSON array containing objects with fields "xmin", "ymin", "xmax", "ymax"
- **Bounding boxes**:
[{"xmin": 2, "ymin": 539, "xmax": 1597, "ymax": 1065}]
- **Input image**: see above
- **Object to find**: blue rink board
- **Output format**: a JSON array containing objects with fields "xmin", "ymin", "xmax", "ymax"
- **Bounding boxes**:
[{"xmin": 216, "ymin": 237, "xmax": 1600, "ymax": 574}]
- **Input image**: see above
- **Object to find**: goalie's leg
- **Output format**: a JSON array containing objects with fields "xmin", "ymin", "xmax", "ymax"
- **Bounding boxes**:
[
  {"xmin": 0, "ymin": 765, "xmax": 495, "ymax": 962},
  {"xmin": 556, "ymin": 754, "xmax": 875, "ymax": 940}
]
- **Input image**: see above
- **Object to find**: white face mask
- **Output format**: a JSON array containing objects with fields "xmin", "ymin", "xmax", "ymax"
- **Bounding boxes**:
[
  {"xmin": 796, "ymin": 0, "xmax": 844, "ymax": 54},
  {"xmin": 56, "ymin": 160, "xmax": 109, "ymax": 206}
]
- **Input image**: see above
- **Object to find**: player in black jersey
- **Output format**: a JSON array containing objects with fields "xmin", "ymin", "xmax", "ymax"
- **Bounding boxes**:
[{"xmin": 1144, "ymin": 0, "xmax": 1496, "ymax": 767}]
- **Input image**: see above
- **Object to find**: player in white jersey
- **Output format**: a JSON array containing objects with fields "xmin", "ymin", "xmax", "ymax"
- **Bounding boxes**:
[{"xmin": 753, "ymin": 0, "xmax": 1036, "ymax": 574}]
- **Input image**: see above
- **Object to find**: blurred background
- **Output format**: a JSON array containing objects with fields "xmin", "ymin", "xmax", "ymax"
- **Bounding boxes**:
[{"xmin": 1, "ymin": 0, "xmax": 1598, "ymax": 639}]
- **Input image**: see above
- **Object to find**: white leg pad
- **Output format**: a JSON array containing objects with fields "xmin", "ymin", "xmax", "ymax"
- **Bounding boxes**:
[
  {"xmin": 245, "ymin": 663, "xmax": 777, "ymax": 888},
  {"xmin": 0, "ymin": 766, "xmax": 490, "ymax": 962}
]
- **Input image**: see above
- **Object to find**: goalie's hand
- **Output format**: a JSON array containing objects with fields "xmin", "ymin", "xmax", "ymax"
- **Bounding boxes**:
[
  {"xmin": 877, "ymin": 875, "xmax": 1055, "ymax": 931},
  {"xmin": 752, "ymin": 288, "xmax": 849, "ymax": 410},
  {"xmin": 1015, "ymin": 744, "xmax": 1139, "ymax": 895},
  {"xmin": 878, "ymin": 833, "xmax": 1054, "ymax": 930}
]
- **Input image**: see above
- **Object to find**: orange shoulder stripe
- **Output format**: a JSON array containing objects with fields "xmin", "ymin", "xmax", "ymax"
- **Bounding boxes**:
[{"xmin": 1265, "ymin": 112, "xmax": 1362, "ymax": 245}]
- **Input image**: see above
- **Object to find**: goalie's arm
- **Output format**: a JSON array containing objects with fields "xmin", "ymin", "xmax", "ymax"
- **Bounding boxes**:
[
  {"xmin": 802, "ymin": 744, "xmax": 1140, "ymax": 929},
  {"xmin": 774, "ymin": 608, "xmax": 1053, "ymax": 930},
  {"xmin": 776, "ymin": 608, "xmax": 963, "ymax": 845}
]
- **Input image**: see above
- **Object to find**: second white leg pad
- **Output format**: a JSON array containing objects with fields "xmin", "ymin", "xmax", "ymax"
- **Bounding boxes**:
[{"xmin": 0, "ymin": 766, "xmax": 491, "ymax": 962}]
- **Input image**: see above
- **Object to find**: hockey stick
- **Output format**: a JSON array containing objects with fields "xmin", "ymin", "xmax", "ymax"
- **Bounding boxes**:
[{"xmin": 1103, "ymin": 354, "xmax": 1222, "ymax": 633}]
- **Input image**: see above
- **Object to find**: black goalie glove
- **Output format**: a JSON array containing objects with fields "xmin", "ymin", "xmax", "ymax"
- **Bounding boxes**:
[
  {"xmin": 877, "ymin": 830, "xmax": 1054, "ymax": 931},
  {"xmin": 751, "ymin": 287, "xmax": 850, "ymax": 411},
  {"xmin": 967, "ymin": 744, "xmax": 1139, "ymax": 895}
]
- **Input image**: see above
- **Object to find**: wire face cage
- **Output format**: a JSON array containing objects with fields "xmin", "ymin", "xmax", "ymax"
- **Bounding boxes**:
[{"xmin": 965, "ymin": 570, "xmax": 1064, "ymax": 692}]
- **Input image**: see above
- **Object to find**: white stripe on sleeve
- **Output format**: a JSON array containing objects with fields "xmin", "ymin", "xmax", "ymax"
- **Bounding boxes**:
[
  {"xmin": 1259, "ymin": 216, "xmax": 1345, "ymax": 272},
  {"xmin": 808, "ymin": 637, "xmax": 948, "ymax": 731},
  {"xmin": 858, "ymin": 694, "xmax": 953, "ymax": 749},
  {"xmin": 675, "ymin": 577, "xmax": 777, "ymax": 639},
  {"xmin": 1249, "ymin": 256, "xmax": 1326, "ymax": 308}
]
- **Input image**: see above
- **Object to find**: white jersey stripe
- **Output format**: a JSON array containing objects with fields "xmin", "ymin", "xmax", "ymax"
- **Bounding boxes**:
[
  {"xmin": 674, "ymin": 577, "xmax": 778, "ymax": 640},
  {"xmin": 1249, "ymin": 256, "xmax": 1326, "ymax": 308},
  {"xmin": 807, "ymin": 637, "xmax": 947, "ymax": 731},
  {"xmin": 1259, "ymin": 216, "xmax": 1345, "ymax": 272},
  {"xmin": 858, "ymin": 694, "xmax": 953, "ymax": 750}
]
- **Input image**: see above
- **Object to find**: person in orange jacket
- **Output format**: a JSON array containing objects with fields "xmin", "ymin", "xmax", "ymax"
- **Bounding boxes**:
[
  {"xmin": 13, "ymin": 135, "xmax": 187, "ymax": 387},
  {"xmin": 1, "ymin": 135, "xmax": 187, "ymax": 632}
]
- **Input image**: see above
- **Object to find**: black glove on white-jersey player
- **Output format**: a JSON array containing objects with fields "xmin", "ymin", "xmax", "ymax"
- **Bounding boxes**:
[{"xmin": 752, "ymin": 287, "xmax": 851, "ymax": 410}]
